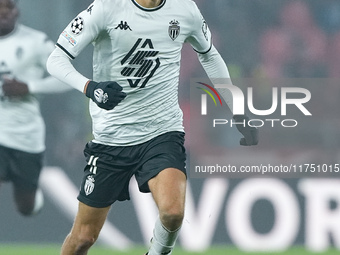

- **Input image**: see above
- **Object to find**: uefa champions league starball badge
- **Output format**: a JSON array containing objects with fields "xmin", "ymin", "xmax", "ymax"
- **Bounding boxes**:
[{"xmin": 71, "ymin": 17, "xmax": 84, "ymax": 35}]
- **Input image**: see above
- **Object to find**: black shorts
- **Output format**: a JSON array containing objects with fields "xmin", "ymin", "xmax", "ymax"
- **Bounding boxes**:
[
  {"xmin": 78, "ymin": 131, "xmax": 186, "ymax": 208},
  {"xmin": 0, "ymin": 145, "xmax": 43, "ymax": 189}
]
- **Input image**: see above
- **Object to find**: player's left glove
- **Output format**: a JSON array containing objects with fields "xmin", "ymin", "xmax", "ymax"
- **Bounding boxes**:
[
  {"xmin": 2, "ymin": 78, "xmax": 29, "ymax": 97},
  {"xmin": 233, "ymin": 115, "xmax": 259, "ymax": 146}
]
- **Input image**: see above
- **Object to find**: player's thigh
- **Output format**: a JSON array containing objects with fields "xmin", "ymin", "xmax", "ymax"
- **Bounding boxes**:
[
  {"xmin": 148, "ymin": 167, "xmax": 186, "ymax": 214},
  {"xmin": 71, "ymin": 202, "xmax": 111, "ymax": 240},
  {"xmin": 137, "ymin": 132, "xmax": 187, "ymax": 213},
  {"xmin": 136, "ymin": 131, "xmax": 187, "ymax": 194}
]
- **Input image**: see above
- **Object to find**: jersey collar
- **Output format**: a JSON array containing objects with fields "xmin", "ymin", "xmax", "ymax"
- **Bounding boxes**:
[
  {"xmin": 131, "ymin": 0, "xmax": 166, "ymax": 12},
  {"xmin": 0, "ymin": 24, "xmax": 18, "ymax": 39}
]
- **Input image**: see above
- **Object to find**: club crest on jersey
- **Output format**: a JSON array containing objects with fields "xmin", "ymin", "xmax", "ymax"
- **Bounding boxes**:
[
  {"xmin": 168, "ymin": 20, "xmax": 180, "ymax": 41},
  {"xmin": 71, "ymin": 17, "xmax": 84, "ymax": 35},
  {"xmin": 84, "ymin": 175, "xmax": 95, "ymax": 196}
]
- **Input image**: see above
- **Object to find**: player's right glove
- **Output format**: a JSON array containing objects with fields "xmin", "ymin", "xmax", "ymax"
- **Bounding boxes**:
[
  {"xmin": 84, "ymin": 81, "xmax": 126, "ymax": 110},
  {"xmin": 233, "ymin": 114, "xmax": 259, "ymax": 146}
]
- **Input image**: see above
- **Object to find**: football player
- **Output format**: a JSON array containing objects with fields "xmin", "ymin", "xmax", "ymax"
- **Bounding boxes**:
[{"xmin": 47, "ymin": 0, "xmax": 258, "ymax": 254}]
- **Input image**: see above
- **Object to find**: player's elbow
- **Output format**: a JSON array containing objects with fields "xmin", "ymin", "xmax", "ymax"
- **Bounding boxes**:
[
  {"xmin": 46, "ymin": 47, "xmax": 70, "ymax": 77},
  {"xmin": 46, "ymin": 51, "xmax": 57, "ymax": 77}
]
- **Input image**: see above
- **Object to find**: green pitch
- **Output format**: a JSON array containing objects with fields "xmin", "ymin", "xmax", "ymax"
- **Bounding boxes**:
[{"xmin": 0, "ymin": 245, "xmax": 339, "ymax": 255}]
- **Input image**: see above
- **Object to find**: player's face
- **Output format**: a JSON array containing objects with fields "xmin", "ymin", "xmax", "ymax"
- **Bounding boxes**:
[{"xmin": 0, "ymin": 0, "xmax": 18, "ymax": 36}]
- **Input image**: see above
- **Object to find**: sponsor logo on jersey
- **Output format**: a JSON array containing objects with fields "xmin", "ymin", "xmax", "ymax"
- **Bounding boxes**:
[
  {"xmin": 168, "ymin": 20, "xmax": 180, "ymax": 41},
  {"xmin": 84, "ymin": 175, "xmax": 95, "ymax": 196},
  {"xmin": 71, "ymin": 16, "xmax": 84, "ymax": 35},
  {"xmin": 115, "ymin": 21, "xmax": 132, "ymax": 31},
  {"xmin": 62, "ymin": 31, "xmax": 77, "ymax": 46},
  {"xmin": 121, "ymin": 38, "xmax": 160, "ymax": 88}
]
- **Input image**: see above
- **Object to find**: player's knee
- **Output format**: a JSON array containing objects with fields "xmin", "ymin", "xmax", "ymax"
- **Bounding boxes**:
[
  {"xmin": 74, "ymin": 235, "xmax": 97, "ymax": 253},
  {"xmin": 75, "ymin": 239, "xmax": 95, "ymax": 253},
  {"xmin": 160, "ymin": 208, "xmax": 184, "ymax": 230}
]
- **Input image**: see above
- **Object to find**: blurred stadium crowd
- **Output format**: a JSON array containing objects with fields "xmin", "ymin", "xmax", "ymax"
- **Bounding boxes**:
[{"xmin": 195, "ymin": 0, "xmax": 340, "ymax": 79}]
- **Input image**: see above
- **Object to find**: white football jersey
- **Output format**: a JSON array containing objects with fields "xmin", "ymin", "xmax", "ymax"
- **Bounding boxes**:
[
  {"xmin": 57, "ymin": 0, "xmax": 212, "ymax": 146},
  {"xmin": 0, "ymin": 25, "xmax": 55, "ymax": 153}
]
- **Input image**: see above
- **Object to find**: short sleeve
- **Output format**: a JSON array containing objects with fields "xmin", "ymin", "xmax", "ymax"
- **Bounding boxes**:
[
  {"xmin": 185, "ymin": 2, "xmax": 212, "ymax": 54},
  {"xmin": 56, "ymin": 1, "xmax": 105, "ymax": 59}
]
